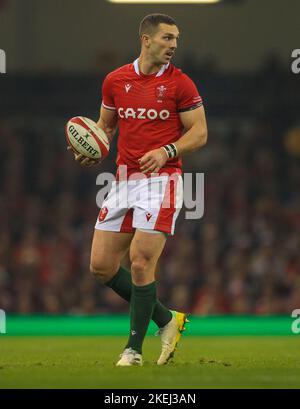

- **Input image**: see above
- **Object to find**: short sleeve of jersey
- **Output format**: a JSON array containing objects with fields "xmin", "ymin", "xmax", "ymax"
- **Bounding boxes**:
[
  {"xmin": 101, "ymin": 74, "xmax": 116, "ymax": 111},
  {"xmin": 176, "ymin": 73, "xmax": 203, "ymax": 113}
]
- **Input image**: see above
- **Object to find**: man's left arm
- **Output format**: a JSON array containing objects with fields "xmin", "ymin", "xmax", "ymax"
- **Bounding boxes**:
[
  {"xmin": 139, "ymin": 106, "xmax": 207, "ymax": 174},
  {"xmin": 175, "ymin": 105, "xmax": 207, "ymax": 155}
]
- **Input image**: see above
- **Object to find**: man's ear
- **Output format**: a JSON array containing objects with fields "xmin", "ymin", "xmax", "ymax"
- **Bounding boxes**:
[{"xmin": 141, "ymin": 34, "xmax": 151, "ymax": 48}]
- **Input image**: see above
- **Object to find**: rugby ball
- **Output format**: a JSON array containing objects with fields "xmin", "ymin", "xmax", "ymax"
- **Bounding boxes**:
[{"xmin": 65, "ymin": 116, "xmax": 110, "ymax": 160}]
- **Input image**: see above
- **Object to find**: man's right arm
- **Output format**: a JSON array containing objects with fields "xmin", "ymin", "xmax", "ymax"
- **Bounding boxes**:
[{"xmin": 96, "ymin": 105, "xmax": 118, "ymax": 144}]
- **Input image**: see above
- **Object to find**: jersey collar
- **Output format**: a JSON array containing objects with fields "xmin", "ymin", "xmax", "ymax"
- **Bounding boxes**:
[{"xmin": 133, "ymin": 58, "xmax": 169, "ymax": 77}]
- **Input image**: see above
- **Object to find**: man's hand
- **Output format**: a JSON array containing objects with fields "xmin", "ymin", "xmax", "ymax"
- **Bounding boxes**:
[
  {"xmin": 139, "ymin": 147, "xmax": 169, "ymax": 174},
  {"xmin": 67, "ymin": 146, "xmax": 99, "ymax": 167}
]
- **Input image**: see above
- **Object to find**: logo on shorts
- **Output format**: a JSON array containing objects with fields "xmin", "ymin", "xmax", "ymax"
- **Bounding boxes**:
[
  {"xmin": 146, "ymin": 212, "xmax": 152, "ymax": 222},
  {"xmin": 98, "ymin": 206, "xmax": 108, "ymax": 222}
]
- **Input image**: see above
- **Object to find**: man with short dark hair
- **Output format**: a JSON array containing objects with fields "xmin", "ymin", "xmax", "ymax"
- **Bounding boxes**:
[{"xmin": 70, "ymin": 13, "xmax": 207, "ymax": 366}]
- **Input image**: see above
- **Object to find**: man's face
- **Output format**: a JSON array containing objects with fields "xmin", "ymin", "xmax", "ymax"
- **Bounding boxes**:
[{"xmin": 147, "ymin": 23, "xmax": 180, "ymax": 65}]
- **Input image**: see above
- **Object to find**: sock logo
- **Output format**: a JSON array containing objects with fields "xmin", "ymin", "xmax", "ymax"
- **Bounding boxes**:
[{"xmin": 131, "ymin": 330, "xmax": 137, "ymax": 336}]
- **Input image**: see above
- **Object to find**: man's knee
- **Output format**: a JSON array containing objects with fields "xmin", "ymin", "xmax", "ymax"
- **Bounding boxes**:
[
  {"xmin": 131, "ymin": 257, "xmax": 154, "ymax": 285},
  {"xmin": 90, "ymin": 261, "xmax": 118, "ymax": 284}
]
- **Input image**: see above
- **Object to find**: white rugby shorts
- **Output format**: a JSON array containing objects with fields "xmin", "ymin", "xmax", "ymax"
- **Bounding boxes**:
[{"xmin": 95, "ymin": 174, "xmax": 183, "ymax": 235}]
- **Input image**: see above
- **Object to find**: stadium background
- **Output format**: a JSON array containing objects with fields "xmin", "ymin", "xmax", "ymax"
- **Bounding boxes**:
[{"xmin": 1, "ymin": 0, "xmax": 300, "ymax": 318}]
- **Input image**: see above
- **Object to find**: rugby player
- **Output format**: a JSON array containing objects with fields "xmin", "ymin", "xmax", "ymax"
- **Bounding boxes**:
[{"xmin": 70, "ymin": 13, "xmax": 207, "ymax": 366}]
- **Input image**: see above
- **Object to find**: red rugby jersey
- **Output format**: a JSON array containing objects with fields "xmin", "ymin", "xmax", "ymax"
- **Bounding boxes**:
[{"xmin": 102, "ymin": 59, "xmax": 203, "ymax": 175}]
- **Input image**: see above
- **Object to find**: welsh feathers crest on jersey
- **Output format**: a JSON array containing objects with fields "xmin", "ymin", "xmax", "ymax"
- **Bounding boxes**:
[{"xmin": 156, "ymin": 85, "xmax": 167, "ymax": 101}]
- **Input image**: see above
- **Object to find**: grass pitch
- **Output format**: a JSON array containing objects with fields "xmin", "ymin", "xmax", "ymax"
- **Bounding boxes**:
[{"xmin": 0, "ymin": 336, "xmax": 299, "ymax": 389}]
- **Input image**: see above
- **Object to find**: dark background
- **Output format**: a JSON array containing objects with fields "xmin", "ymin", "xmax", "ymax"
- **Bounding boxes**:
[{"xmin": 0, "ymin": 0, "xmax": 300, "ymax": 315}]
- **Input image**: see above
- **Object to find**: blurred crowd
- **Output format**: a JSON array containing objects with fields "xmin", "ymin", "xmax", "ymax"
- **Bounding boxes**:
[{"xmin": 0, "ymin": 74, "xmax": 300, "ymax": 316}]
